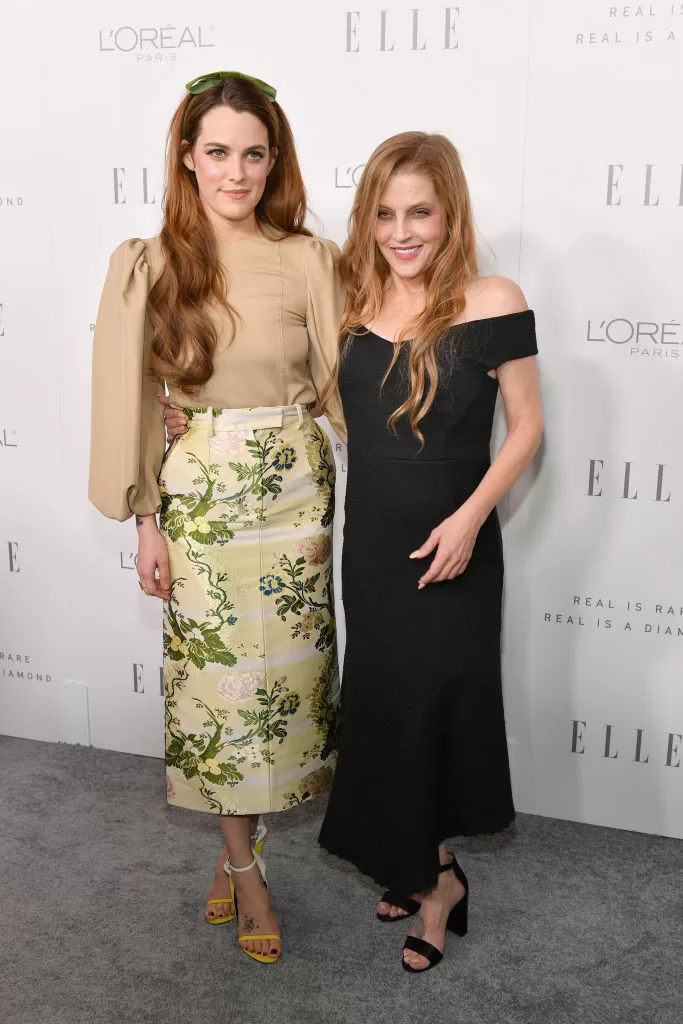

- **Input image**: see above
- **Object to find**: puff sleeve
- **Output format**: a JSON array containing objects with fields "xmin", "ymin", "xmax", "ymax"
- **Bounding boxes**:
[
  {"xmin": 88, "ymin": 239, "xmax": 166, "ymax": 521},
  {"xmin": 303, "ymin": 237, "xmax": 348, "ymax": 444}
]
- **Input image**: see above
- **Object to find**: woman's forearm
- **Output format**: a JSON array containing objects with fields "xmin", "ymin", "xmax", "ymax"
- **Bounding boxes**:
[
  {"xmin": 457, "ymin": 416, "xmax": 543, "ymax": 527},
  {"xmin": 136, "ymin": 513, "xmax": 159, "ymax": 532}
]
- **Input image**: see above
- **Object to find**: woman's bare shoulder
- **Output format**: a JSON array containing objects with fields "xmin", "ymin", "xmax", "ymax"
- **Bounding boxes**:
[{"xmin": 463, "ymin": 275, "xmax": 529, "ymax": 319}]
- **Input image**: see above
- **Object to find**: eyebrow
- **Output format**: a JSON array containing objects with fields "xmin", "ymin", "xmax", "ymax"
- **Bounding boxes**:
[
  {"xmin": 378, "ymin": 202, "xmax": 433, "ymax": 211},
  {"xmin": 203, "ymin": 141, "xmax": 267, "ymax": 151}
]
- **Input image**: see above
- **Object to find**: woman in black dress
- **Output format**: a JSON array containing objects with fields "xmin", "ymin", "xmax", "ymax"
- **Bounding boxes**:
[{"xmin": 318, "ymin": 131, "xmax": 543, "ymax": 972}]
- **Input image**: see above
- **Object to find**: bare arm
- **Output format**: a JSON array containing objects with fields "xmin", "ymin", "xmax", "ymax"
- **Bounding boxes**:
[
  {"xmin": 412, "ymin": 276, "xmax": 543, "ymax": 587},
  {"xmin": 413, "ymin": 357, "xmax": 543, "ymax": 587},
  {"xmin": 136, "ymin": 513, "xmax": 171, "ymax": 600},
  {"xmin": 459, "ymin": 356, "xmax": 543, "ymax": 529}
]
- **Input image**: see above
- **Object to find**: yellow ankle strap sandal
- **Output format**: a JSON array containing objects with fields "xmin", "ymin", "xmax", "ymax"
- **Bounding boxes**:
[
  {"xmin": 226, "ymin": 852, "xmax": 281, "ymax": 964},
  {"xmin": 206, "ymin": 822, "xmax": 267, "ymax": 927}
]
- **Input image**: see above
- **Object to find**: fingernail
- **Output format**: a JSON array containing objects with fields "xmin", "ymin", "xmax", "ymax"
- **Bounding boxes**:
[
  {"xmin": 409, "ymin": 552, "xmax": 419, "ymax": 559},
  {"xmin": 418, "ymin": 583, "xmax": 425, "ymax": 590}
]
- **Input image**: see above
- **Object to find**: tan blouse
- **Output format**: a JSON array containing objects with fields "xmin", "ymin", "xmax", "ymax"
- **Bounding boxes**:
[{"xmin": 89, "ymin": 232, "xmax": 347, "ymax": 522}]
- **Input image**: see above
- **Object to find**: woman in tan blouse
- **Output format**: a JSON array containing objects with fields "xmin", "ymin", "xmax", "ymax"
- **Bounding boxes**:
[{"xmin": 89, "ymin": 72, "xmax": 346, "ymax": 964}]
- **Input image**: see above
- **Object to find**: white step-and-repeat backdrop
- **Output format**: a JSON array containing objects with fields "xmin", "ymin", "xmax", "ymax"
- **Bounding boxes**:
[{"xmin": 1, "ymin": 1, "xmax": 681, "ymax": 838}]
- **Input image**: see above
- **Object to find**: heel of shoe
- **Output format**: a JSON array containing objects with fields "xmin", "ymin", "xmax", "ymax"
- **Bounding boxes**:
[
  {"xmin": 446, "ymin": 856, "xmax": 469, "ymax": 937},
  {"xmin": 447, "ymin": 891, "xmax": 468, "ymax": 936}
]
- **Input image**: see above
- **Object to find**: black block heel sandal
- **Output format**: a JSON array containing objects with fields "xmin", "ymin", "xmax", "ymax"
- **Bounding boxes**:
[{"xmin": 401, "ymin": 855, "xmax": 468, "ymax": 973}]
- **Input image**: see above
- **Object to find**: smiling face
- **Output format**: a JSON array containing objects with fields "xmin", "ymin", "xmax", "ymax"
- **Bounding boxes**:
[
  {"xmin": 182, "ymin": 105, "xmax": 276, "ymax": 236},
  {"xmin": 374, "ymin": 169, "xmax": 448, "ymax": 282}
]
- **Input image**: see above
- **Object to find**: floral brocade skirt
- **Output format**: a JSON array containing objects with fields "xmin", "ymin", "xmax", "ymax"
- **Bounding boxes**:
[{"xmin": 158, "ymin": 405, "xmax": 339, "ymax": 816}]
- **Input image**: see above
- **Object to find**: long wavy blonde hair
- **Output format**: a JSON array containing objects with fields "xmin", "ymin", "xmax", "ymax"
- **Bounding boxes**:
[
  {"xmin": 333, "ymin": 131, "xmax": 478, "ymax": 443},
  {"xmin": 148, "ymin": 77, "xmax": 309, "ymax": 394}
]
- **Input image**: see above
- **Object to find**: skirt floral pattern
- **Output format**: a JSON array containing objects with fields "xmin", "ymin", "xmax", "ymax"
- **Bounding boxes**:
[{"xmin": 158, "ymin": 406, "xmax": 339, "ymax": 815}]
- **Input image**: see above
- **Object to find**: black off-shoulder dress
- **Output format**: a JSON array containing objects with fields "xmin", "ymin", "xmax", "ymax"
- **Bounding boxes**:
[{"xmin": 318, "ymin": 310, "xmax": 538, "ymax": 895}]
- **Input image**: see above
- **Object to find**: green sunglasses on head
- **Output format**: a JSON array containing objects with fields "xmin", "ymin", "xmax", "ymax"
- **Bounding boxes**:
[
  {"xmin": 185, "ymin": 70, "xmax": 277, "ymax": 102},
  {"xmin": 182, "ymin": 70, "xmax": 277, "ymax": 138}
]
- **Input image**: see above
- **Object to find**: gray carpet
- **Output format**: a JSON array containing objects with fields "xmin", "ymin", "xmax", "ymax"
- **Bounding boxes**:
[{"xmin": 0, "ymin": 736, "xmax": 680, "ymax": 1024}]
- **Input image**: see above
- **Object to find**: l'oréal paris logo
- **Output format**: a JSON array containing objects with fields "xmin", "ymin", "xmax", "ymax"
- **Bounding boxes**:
[
  {"xmin": 605, "ymin": 164, "xmax": 683, "ymax": 206},
  {"xmin": 587, "ymin": 317, "xmax": 680, "ymax": 358},
  {"xmin": 345, "ymin": 7, "xmax": 460, "ymax": 52},
  {"xmin": 334, "ymin": 164, "xmax": 366, "ymax": 188},
  {"xmin": 98, "ymin": 25, "xmax": 215, "ymax": 62}
]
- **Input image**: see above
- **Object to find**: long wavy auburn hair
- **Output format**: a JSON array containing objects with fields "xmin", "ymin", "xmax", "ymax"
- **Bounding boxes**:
[
  {"xmin": 148, "ymin": 77, "xmax": 310, "ymax": 393},
  {"xmin": 332, "ymin": 131, "xmax": 478, "ymax": 445}
]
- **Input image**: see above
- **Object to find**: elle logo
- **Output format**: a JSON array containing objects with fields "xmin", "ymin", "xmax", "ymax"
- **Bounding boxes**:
[
  {"xmin": 345, "ymin": 7, "xmax": 460, "ymax": 51},
  {"xmin": 8, "ymin": 542, "xmax": 19, "ymax": 572},
  {"xmin": 132, "ymin": 663, "xmax": 164, "ymax": 695},
  {"xmin": 572, "ymin": 721, "xmax": 681, "ymax": 767},
  {"xmin": 587, "ymin": 461, "xmax": 671, "ymax": 502},
  {"xmin": 113, "ymin": 168, "xmax": 156, "ymax": 205},
  {"xmin": 605, "ymin": 164, "xmax": 683, "ymax": 206}
]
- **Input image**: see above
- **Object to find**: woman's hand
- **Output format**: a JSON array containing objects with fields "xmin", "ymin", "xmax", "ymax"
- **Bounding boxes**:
[
  {"xmin": 136, "ymin": 516, "xmax": 171, "ymax": 600},
  {"xmin": 157, "ymin": 395, "xmax": 189, "ymax": 442},
  {"xmin": 410, "ymin": 505, "xmax": 483, "ymax": 589}
]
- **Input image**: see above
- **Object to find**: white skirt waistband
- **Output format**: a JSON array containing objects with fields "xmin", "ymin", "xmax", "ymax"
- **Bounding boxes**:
[{"xmin": 180, "ymin": 404, "xmax": 308, "ymax": 436}]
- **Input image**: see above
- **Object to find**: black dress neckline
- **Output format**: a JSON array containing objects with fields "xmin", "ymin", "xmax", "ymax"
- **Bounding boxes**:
[{"xmin": 362, "ymin": 309, "xmax": 534, "ymax": 345}]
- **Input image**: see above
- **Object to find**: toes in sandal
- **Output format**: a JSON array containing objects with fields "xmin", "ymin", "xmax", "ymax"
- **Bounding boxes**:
[
  {"xmin": 206, "ymin": 866, "xmax": 236, "ymax": 926},
  {"xmin": 402, "ymin": 855, "xmax": 468, "ymax": 974},
  {"xmin": 205, "ymin": 893, "xmax": 236, "ymax": 926},
  {"xmin": 226, "ymin": 855, "xmax": 281, "ymax": 965},
  {"xmin": 377, "ymin": 890, "xmax": 421, "ymax": 922}
]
